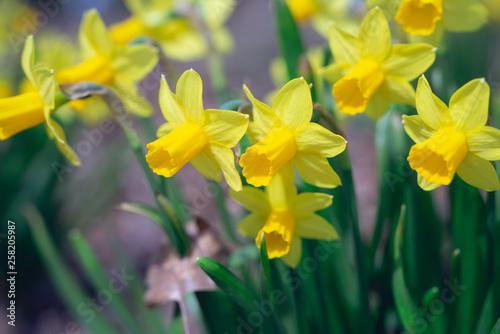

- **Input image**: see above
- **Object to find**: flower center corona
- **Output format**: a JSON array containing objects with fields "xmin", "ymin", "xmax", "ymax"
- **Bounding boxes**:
[
  {"xmin": 395, "ymin": 0, "xmax": 443, "ymax": 36},
  {"xmin": 57, "ymin": 55, "xmax": 114, "ymax": 86},
  {"xmin": 333, "ymin": 58, "xmax": 385, "ymax": 115},
  {"xmin": 408, "ymin": 127, "xmax": 468, "ymax": 185},
  {"xmin": 240, "ymin": 127, "xmax": 298, "ymax": 187},
  {"xmin": 110, "ymin": 17, "xmax": 144, "ymax": 45},
  {"xmin": 287, "ymin": 0, "xmax": 320, "ymax": 21},
  {"xmin": 146, "ymin": 123, "xmax": 208, "ymax": 177},
  {"xmin": 256, "ymin": 209, "xmax": 296, "ymax": 259}
]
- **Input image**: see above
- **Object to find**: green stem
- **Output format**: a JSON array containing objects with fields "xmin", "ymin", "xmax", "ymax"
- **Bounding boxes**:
[
  {"xmin": 210, "ymin": 180, "xmax": 237, "ymax": 243},
  {"xmin": 207, "ymin": 54, "xmax": 228, "ymax": 105}
]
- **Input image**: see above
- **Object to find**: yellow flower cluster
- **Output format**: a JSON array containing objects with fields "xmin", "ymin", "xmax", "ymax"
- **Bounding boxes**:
[{"xmin": 0, "ymin": 2, "xmax": 498, "ymax": 266}]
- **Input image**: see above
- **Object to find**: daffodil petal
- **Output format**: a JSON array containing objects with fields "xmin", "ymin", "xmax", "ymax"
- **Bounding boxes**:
[
  {"xmin": 467, "ymin": 126, "xmax": 500, "ymax": 161},
  {"xmin": 364, "ymin": 91, "xmax": 390, "ymax": 119},
  {"xmin": 358, "ymin": 8, "xmax": 391, "ymax": 60},
  {"xmin": 379, "ymin": 76, "xmax": 416, "ymax": 106},
  {"xmin": 80, "ymin": 9, "xmax": 113, "ymax": 58},
  {"xmin": 418, "ymin": 174, "xmax": 440, "ymax": 191},
  {"xmin": 272, "ymin": 78, "xmax": 312, "ymax": 130},
  {"xmin": 230, "ymin": 186, "xmax": 271, "ymax": 215},
  {"xmin": 442, "ymin": 2, "xmax": 488, "ymax": 32},
  {"xmin": 265, "ymin": 170, "xmax": 296, "ymax": 208},
  {"xmin": 176, "ymin": 69, "xmax": 204, "ymax": 123},
  {"xmin": 191, "ymin": 150, "xmax": 223, "ymax": 182},
  {"xmin": 247, "ymin": 122, "xmax": 267, "ymax": 144},
  {"xmin": 319, "ymin": 63, "xmax": 353, "ymax": 84},
  {"xmin": 291, "ymin": 193, "xmax": 333, "ymax": 218},
  {"xmin": 294, "ymin": 123, "xmax": 347, "ymax": 157},
  {"xmin": 46, "ymin": 118, "xmax": 81, "ymax": 166},
  {"xmin": 34, "ymin": 67, "xmax": 55, "ymax": 109},
  {"xmin": 112, "ymin": 44, "xmax": 159, "ymax": 81},
  {"xmin": 456, "ymin": 152, "xmax": 500, "ymax": 191},
  {"xmin": 156, "ymin": 122, "xmax": 175, "ymax": 137},
  {"xmin": 238, "ymin": 213, "xmax": 266, "ymax": 238},
  {"xmin": 407, "ymin": 25, "xmax": 444, "ymax": 47},
  {"xmin": 416, "ymin": 75, "xmax": 451, "ymax": 129},
  {"xmin": 328, "ymin": 21, "xmax": 360, "ymax": 64},
  {"xmin": 449, "ymin": 79, "xmax": 489, "ymax": 132},
  {"xmin": 383, "ymin": 44, "xmax": 436, "ymax": 81},
  {"xmin": 208, "ymin": 142, "xmax": 242, "ymax": 191},
  {"xmin": 21, "ymin": 36, "xmax": 36, "ymax": 89},
  {"xmin": 295, "ymin": 214, "xmax": 338, "ymax": 240},
  {"xmin": 156, "ymin": 20, "xmax": 209, "ymax": 61},
  {"xmin": 281, "ymin": 236, "xmax": 302, "ymax": 268},
  {"xmin": 203, "ymin": 109, "xmax": 249, "ymax": 147},
  {"xmin": 159, "ymin": 75, "xmax": 186, "ymax": 126},
  {"xmin": 113, "ymin": 81, "xmax": 153, "ymax": 117},
  {"xmin": 402, "ymin": 115, "xmax": 435, "ymax": 143},
  {"xmin": 292, "ymin": 152, "xmax": 341, "ymax": 188},
  {"xmin": 243, "ymin": 84, "xmax": 279, "ymax": 133}
]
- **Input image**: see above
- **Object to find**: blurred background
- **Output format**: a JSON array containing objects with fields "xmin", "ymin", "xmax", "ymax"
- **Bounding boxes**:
[{"xmin": 1, "ymin": 0, "xmax": 500, "ymax": 333}]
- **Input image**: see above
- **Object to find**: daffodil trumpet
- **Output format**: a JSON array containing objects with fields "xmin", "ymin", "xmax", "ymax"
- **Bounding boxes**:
[
  {"xmin": 231, "ymin": 172, "xmax": 338, "ymax": 267},
  {"xmin": 320, "ymin": 8, "xmax": 436, "ymax": 118},
  {"xmin": 146, "ymin": 69, "xmax": 249, "ymax": 192},
  {"xmin": 241, "ymin": 77, "xmax": 347, "ymax": 188},
  {"xmin": 404, "ymin": 76, "xmax": 500, "ymax": 191}
]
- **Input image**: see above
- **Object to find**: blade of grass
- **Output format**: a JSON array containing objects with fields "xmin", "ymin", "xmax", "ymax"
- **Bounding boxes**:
[
  {"xmin": 68, "ymin": 229, "xmax": 145, "ymax": 334},
  {"xmin": 23, "ymin": 203, "xmax": 119, "ymax": 334}
]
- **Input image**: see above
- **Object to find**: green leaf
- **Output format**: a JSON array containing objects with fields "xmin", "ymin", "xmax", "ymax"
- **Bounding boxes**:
[
  {"xmin": 117, "ymin": 202, "xmax": 161, "ymax": 223},
  {"xmin": 23, "ymin": 204, "xmax": 119, "ymax": 334},
  {"xmin": 392, "ymin": 204, "xmax": 427, "ymax": 334},
  {"xmin": 197, "ymin": 257, "xmax": 255, "ymax": 311},
  {"xmin": 271, "ymin": 0, "xmax": 304, "ymax": 80},
  {"xmin": 68, "ymin": 229, "xmax": 145, "ymax": 333},
  {"xmin": 219, "ymin": 99, "xmax": 246, "ymax": 111},
  {"xmin": 260, "ymin": 233, "xmax": 273, "ymax": 297},
  {"xmin": 489, "ymin": 317, "xmax": 500, "ymax": 334}
]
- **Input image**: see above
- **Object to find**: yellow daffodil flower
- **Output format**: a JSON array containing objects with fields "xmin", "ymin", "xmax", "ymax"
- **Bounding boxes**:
[
  {"xmin": 146, "ymin": 69, "xmax": 249, "ymax": 191},
  {"xmin": 231, "ymin": 172, "xmax": 338, "ymax": 267},
  {"xmin": 0, "ymin": 36, "xmax": 80, "ymax": 165},
  {"xmin": 241, "ymin": 77, "xmax": 347, "ymax": 188},
  {"xmin": 57, "ymin": 9, "xmax": 158, "ymax": 117},
  {"xmin": 321, "ymin": 8, "xmax": 436, "ymax": 118},
  {"xmin": 403, "ymin": 76, "xmax": 500, "ymax": 191},
  {"xmin": 368, "ymin": 0, "xmax": 488, "ymax": 45},
  {"xmin": 110, "ymin": 0, "xmax": 234, "ymax": 61},
  {"xmin": 287, "ymin": 0, "xmax": 357, "ymax": 37}
]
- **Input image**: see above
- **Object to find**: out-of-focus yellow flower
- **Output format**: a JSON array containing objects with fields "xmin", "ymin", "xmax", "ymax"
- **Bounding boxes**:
[
  {"xmin": 0, "ymin": 79, "xmax": 13, "ymax": 98},
  {"xmin": 241, "ymin": 77, "xmax": 347, "ymax": 188},
  {"xmin": 321, "ymin": 8, "xmax": 436, "ymax": 118},
  {"xmin": 368, "ymin": 0, "xmax": 488, "ymax": 44},
  {"xmin": 484, "ymin": 0, "xmax": 500, "ymax": 23},
  {"xmin": 403, "ymin": 76, "xmax": 500, "ymax": 191},
  {"xmin": 265, "ymin": 46, "xmax": 325, "ymax": 105},
  {"xmin": 110, "ymin": 0, "xmax": 235, "ymax": 61},
  {"xmin": 57, "ymin": 9, "xmax": 158, "ymax": 117},
  {"xmin": 0, "ymin": 36, "xmax": 80, "ymax": 165},
  {"xmin": 287, "ymin": 0, "xmax": 357, "ymax": 36},
  {"xmin": 231, "ymin": 172, "xmax": 338, "ymax": 267},
  {"xmin": 146, "ymin": 69, "xmax": 248, "ymax": 191}
]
